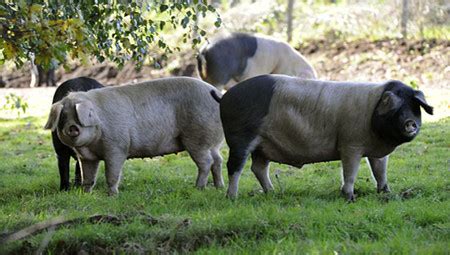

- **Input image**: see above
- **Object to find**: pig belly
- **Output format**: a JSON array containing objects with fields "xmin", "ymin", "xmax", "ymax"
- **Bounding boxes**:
[
  {"xmin": 259, "ymin": 137, "xmax": 340, "ymax": 168},
  {"xmin": 128, "ymin": 136, "xmax": 184, "ymax": 158}
]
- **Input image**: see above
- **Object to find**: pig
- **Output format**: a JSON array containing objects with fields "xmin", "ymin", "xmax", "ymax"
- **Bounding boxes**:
[
  {"xmin": 215, "ymin": 75, "xmax": 433, "ymax": 201},
  {"xmin": 44, "ymin": 77, "xmax": 224, "ymax": 195},
  {"xmin": 50, "ymin": 77, "xmax": 103, "ymax": 191},
  {"xmin": 197, "ymin": 33, "xmax": 317, "ymax": 90}
]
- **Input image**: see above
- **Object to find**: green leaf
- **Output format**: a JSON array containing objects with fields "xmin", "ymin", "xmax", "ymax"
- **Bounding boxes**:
[
  {"xmin": 158, "ymin": 40, "xmax": 166, "ymax": 49},
  {"xmin": 181, "ymin": 16, "xmax": 189, "ymax": 28},
  {"xmin": 214, "ymin": 18, "xmax": 222, "ymax": 28},
  {"xmin": 160, "ymin": 4, "xmax": 168, "ymax": 12}
]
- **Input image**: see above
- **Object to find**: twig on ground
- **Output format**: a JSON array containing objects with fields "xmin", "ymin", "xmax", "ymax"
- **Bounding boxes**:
[{"xmin": 0, "ymin": 213, "xmax": 151, "ymax": 245}]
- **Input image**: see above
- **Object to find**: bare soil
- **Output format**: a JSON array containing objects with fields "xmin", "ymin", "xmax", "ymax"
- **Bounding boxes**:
[{"xmin": 298, "ymin": 38, "xmax": 449, "ymax": 89}]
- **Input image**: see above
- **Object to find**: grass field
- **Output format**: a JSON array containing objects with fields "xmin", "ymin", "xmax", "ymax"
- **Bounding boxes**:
[{"xmin": 0, "ymin": 113, "xmax": 449, "ymax": 254}]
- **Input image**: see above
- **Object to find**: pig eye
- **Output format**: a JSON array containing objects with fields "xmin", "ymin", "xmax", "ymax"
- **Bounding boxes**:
[
  {"xmin": 410, "ymin": 101, "xmax": 421, "ymax": 115},
  {"xmin": 58, "ymin": 112, "xmax": 67, "ymax": 127}
]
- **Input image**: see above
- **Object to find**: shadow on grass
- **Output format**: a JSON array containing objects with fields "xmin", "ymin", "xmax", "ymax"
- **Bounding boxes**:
[{"xmin": 5, "ymin": 214, "xmax": 281, "ymax": 254}]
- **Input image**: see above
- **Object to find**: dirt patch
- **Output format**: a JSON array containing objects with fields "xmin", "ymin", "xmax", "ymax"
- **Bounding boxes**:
[{"xmin": 298, "ymin": 38, "xmax": 449, "ymax": 89}]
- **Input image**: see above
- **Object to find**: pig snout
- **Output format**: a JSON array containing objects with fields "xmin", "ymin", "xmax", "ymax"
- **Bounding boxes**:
[
  {"xmin": 403, "ymin": 119, "xmax": 418, "ymax": 137},
  {"xmin": 67, "ymin": 125, "xmax": 80, "ymax": 137}
]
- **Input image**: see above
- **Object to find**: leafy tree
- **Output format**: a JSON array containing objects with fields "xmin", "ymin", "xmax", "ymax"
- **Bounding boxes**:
[
  {"xmin": 0, "ymin": 0, "xmax": 222, "ymax": 70},
  {"xmin": 1, "ymin": 93, "xmax": 28, "ymax": 118}
]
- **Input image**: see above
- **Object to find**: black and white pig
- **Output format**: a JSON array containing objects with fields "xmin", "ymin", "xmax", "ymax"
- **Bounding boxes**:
[
  {"xmin": 45, "ymin": 77, "xmax": 224, "ymax": 195},
  {"xmin": 215, "ymin": 75, "xmax": 433, "ymax": 201},
  {"xmin": 50, "ymin": 77, "xmax": 103, "ymax": 191},
  {"xmin": 197, "ymin": 33, "xmax": 317, "ymax": 90}
]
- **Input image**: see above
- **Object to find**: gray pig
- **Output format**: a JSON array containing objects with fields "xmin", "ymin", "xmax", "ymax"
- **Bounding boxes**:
[
  {"xmin": 45, "ymin": 77, "xmax": 224, "ymax": 195},
  {"xmin": 197, "ymin": 33, "xmax": 317, "ymax": 90},
  {"xmin": 215, "ymin": 75, "xmax": 433, "ymax": 201}
]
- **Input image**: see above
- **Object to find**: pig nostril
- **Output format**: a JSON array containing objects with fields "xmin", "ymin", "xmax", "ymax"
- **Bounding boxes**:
[
  {"xmin": 404, "ymin": 120, "xmax": 417, "ymax": 133},
  {"xmin": 68, "ymin": 125, "xmax": 80, "ymax": 137}
]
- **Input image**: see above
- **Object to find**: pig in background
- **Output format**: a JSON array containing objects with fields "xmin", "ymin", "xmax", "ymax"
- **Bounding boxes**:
[
  {"xmin": 197, "ymin": 32, "xmax": 317, "ymax": 90},
  {"xmin": 215, "ymin": 75, "xmax": 433, "ymax": 201},
  {"xmin": 50, "ymin": 77, "xmax": 103, "ymax": 191},
  {"xmin": 45, "ymin": 77, "xmax": 224, "ymax": 195}
]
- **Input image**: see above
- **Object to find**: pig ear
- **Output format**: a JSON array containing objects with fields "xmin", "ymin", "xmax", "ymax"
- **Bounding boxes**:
[
  {"xmin": 75, "ymin": 101, "xmax": 99, "ymax": 127},
  {"xmin": 414, "ymin": 90, "xmax": 433, "ymax": 115},
  {"xmin": 376, "ymin": 91, "xmax": 403, "ymax": 115},
  {"xmin": 44, "ymin": 103, "xmax": 63, "ymax": 131}
]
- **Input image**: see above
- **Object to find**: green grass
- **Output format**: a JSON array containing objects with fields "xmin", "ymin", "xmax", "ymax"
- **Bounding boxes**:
[{"xmin": 0, "ymin": 116, "xmax": 449, "ymax": 254}]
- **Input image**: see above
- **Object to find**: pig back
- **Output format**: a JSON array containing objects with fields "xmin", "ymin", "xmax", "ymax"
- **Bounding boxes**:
[
  {"xmin": 259, "ymin": 77, "xmax": 387, "ymax": 164},
  {"xmin": 84, "ymin": 77, "xmax": 223, "ymax": 158}
]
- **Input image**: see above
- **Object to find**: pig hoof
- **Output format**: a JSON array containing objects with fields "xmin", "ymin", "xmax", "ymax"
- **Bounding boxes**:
[
  {"xmin": 83, "ymin": 185, "xmax": 93, "ymax": 193},
  {"xmin": 108, "ymin": 187, "xmax": 119, "ymax": 196},
  {"xmin": 226, "ymin": 193, "xmax": 238, "ymax": 200},
  {"xmin": 264, "ymin": 187, "xmax": 275, "ymax": 194},
  {"xmin": 196, "ymin": 186, "xmax": 206, "ymax": 190},
  {"xmin": 74, "ymin": 179, "xmax": 82, "ymax": 187},
  {"xmin": 377, "ymin": 184, "xmax": 391, "ymax": 193},
  {"xmin": 108, "ymin": 190, "xmax": 118, "ymax": 196},
  {"xmin": 341, "ymin": 190, "xmax": 356, "ymax": 202},
  {"xmin": 214, "ymin": 182, "xmax": 225, "ymax": 189},
  {"xmin": 346, "ymin": 195, "xmax": 356, "ymax": 203},
  {"xmin": 60, "ymin": 185, "xmax": 70, "ymax": 191}
]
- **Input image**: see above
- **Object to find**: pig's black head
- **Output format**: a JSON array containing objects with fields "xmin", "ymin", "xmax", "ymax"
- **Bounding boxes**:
[{"xmin": 371, "ymin": 80, "xmax": 433, "ymax": 146}]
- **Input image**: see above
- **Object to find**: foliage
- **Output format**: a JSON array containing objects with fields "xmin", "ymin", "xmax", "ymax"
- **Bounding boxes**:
[
  {"xmin": 1, "ymin": 93, "xmax": 29, "ymax": 118},
  {"xmin": 0, "ymin": 0, "xmax": 222, "ymax": 70},
  {"xmin": 0, "ymin": 116, "xmax": 449, "ymax": 253},
  {"xmin": 220, "ymin": 0, "xmax": 449, "ymax": 43}
]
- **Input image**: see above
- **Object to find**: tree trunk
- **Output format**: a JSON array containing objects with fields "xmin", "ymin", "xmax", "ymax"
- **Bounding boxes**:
[
  {"xmin": 29, "ymin": 61, "xmax": 39, "ymax": 88},
  {"xmin": 37, "ymin": 65, "xmax": 56, "ymax": 87},
  {"xmin": 401, "ymin": 0, "xmax": 409, "ymax": 39},
  {"xmin": 29, "ymin": 53, "xmax": 38, "ymax": 88},
  {"xmin": 192, "ymin": 3, "xmax": 199, "ymax": 39},
  {"xmin": 287, "ymin": 0, "xmax": 295, "ymax": 43},
  {"xmin": 230, "ymin": 0, "xmax": 240, "ymax": 8},
  {"xmin": 29, "ymin": 53, "xmax": 56, "ymax": 87}
]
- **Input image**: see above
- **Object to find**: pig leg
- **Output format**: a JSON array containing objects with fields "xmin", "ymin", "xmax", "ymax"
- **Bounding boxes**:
[
  {"xmin": 80, "ymin": 159, "xmax": 100, "ymax": 193},
  {"xmin": 340, "ymin": 150, "xmax": 362, "ymax": 202},
  {"xmin": 188, "ymin": 149, "xmax": 214, "ymax": 189},
  {"xmin": 104, "ymin": 155, "xmax": 126, "ymax": 196},
  {"xmin": 367, "ymin": 156, "xmax": 390, "ymax": 193},
  {"xmin": 226, "ymin": 148, "xmax": 250, "ymax": 199},
  {"xmin": 251, "ymin": 150, "xmax": 273, "ymax": 193},
  {"xmin": 74, "ymin": 160, "xmax": 82, "ymax": 187},
  {"xmin": 57, "ymin": 153, "xmax": 71, "ymax": 191},
  {"xmin": 210, "ymin": 147, "xmax": 224, "ymax": 188}
]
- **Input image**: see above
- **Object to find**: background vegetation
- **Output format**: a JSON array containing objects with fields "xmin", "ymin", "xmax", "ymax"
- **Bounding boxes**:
[{"xmin": 0, "ymin": 0, "xmax": 220, "ymax": 69}]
